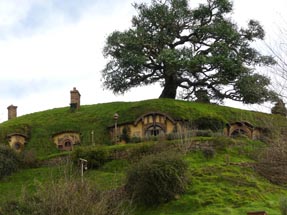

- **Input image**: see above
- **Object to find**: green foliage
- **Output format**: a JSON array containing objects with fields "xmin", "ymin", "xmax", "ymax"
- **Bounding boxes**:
[
  {"xmin": 72, "ymin": 146, "xmax": 110, "ymax": 169},
  {"xmin": 125, "ymin": 151, "xmax": 188, "ymax": 206},
  {"xmin": 0, "ymin": 145, "xmax": 20, "ymax": 178},
  {"xmin": 130, "ymin": 136, "xmax": 142, "ymax": 143},
  {"xmin": 271, "ymin": 99, "xmax": 287, "ymax": 116},
  {"xmin": 121, "ymin": 126, "xmax": 131, "ymax": 143},
  {"xmin": 210, "ymin": 136, "xmax": 237, "ymax": 151},
  {"xmin": 102, "ymin": 0, "xmax": 275, "ymax": 103},
  {"xmin": 192, "ymin": 116, "xmax": 225, "ymax": 131},
  {"xmin": 194, "ymin": 130, "xmax": 214, "ymax": 137},
  {"xmin": 0, "ymin": 139, "xmax": 286, "ymax": 215}
]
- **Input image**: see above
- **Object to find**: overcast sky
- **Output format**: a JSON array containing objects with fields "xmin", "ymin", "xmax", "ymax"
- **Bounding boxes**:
[{"xmin": 0, "ymin": 0, "xmax": 286, "ymax": 122}]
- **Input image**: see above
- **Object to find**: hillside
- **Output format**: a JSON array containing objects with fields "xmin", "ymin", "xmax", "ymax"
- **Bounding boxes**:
[
  {"xmin": 0, "ymin": 99, "xmax": 286, "ymax": 157},
  {"xmin": 1, "ymin": 99, "xmax": 287, "ymax": 215}
]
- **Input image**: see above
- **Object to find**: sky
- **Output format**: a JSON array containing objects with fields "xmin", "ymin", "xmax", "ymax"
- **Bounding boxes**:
[{"xmin": 0, "ymin": 0, "xmax": 286, "ymax": 122}]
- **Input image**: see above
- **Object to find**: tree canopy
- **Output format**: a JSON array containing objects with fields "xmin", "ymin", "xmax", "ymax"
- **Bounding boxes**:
[{"xmin": 102, "ymin": 0, "xmax": 276, "ymax": 104}]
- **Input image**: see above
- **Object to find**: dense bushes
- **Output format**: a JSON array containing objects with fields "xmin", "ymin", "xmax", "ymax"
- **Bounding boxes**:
[
  {"xmin": 0, "ymin": 145, "xmax": 20, "ymax": 178},
  {"xmin": 125, "ymin": 151, "xmax": 188, "ymax": 206},
  {"xmin": 72, "ymin": 146, "xmax": 110, "ymax": 169},
  {"xmin": 192, "ymin": 116, "xmax": 225, "ymax": 131}
]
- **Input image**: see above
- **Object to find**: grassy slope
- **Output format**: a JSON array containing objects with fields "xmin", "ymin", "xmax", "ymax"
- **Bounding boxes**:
[
  {"xmin": 0, "ymin": 99, "xmax": 286, "ymax": 157},
  {"xmin": 1, "ymin": 99, "xmax": 287, "ymax": 214},
  {"xmin": 1, "ymin": 139, "xmax": 286, "ymax": 215}
]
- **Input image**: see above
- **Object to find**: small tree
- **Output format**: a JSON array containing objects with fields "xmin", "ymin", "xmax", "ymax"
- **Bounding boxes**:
[
  {"xmin": 125, "ymin": 151, "xmax": 188, "ymax": 206},
  {"xmin": 0, "ymin": 145, "xmax": 20, "ymax": 178},
  {"xmin": 271, "ymin": 99, "xmax": 287, "ymax": 116},
  {"xmin": 102, "ymin": 0, "xmax": 276, "ymax": 103}
]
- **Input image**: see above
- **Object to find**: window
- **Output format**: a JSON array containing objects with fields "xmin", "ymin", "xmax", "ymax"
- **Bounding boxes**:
[
  {"xmin": 14, "ymin": 142, "xmax": 21, "ymax": 150},
  {"xmin": 145, "ymin": 125, "xmax": 164, "ymax": 136},
  {"xmin": 65, "ymin": 140, "xmax": 72, "ymax": 147}
]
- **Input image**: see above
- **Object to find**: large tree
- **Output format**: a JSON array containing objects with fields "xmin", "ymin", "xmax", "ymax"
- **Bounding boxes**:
[{"xmin": 102, "ymin": 0, "xmax": 276, "ymax": 103}]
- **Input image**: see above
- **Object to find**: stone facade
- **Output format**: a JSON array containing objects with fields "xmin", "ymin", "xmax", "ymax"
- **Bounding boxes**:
[
  {"xmin": 7, "ymin": 105, "xmax": 17, "ymax": 120},
  {"xmin": 70, "ymin": 87, "xmax": 81, "ymax": 110},
  {"xmin": 7, "ymin": 133, "xmax": 27, "ymax": 152},
  {"xmin": 53, "ymin": 131, "xmax": 81, "ymax": 151}
]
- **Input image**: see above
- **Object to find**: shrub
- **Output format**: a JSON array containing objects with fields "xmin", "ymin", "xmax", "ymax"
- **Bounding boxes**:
[
  {"xmin": 120, "ymin": 126, "xmax": 130, "ymax": 143},
  {"xmin": 192, "ymin": 116, "xmax": 225, "ymax": 131},
  {"xmin": 194, "ymin": 129, "xmax": 213, "ymax": 137},
  {"xmin": 0, "ymin": 145, "xmax": 20, "ymax": 178},
  {"xmin": 72, "ymin": 146, "xmax": 110, "ymax": 169},
  {"xmin": 130, "ymin": 136, "xmax": 141, "ymax": 143},
  {"xmin": 125, "ymin": 151, "xmax": 188, "ymax": 206},
  {"xmin": 271, "ymin": 99, "xmax": 287, "ymax": 116},
  {"xmin": 127, "ymin": 142, "xmax": 171, "ymax": 162},
  {"xmin": 1, "ymin": 179, "xmax": 132, "ymax": 215}
]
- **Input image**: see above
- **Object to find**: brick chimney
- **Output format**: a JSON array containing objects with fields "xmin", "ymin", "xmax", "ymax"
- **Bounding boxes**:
[
  {"xmin": 7, "ymin": 105, "xmax": 17, "ymax": 120},
  {"xmin": 70, "ymin": 87, "xmax": 81, "ymax": 111}
]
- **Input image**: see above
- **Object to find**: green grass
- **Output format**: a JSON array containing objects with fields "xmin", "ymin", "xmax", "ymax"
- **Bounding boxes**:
[
  {"xmin": 0, "ymin": 166, "xmax": 62, "ymax": 204},
  {"xmin": 1, "ymin": 99, "xmax": 287, "ymax": 214},
  {"xmin": 2, "ymin": 138, "xmax": 286, "ymax": 214},
  {"xmin": 134, "ymin": 144, "xmax": 287, "ymax": 215},
  {"xmin": 1, "ymin": 99, "xmax": 286, "ymax": 157}
]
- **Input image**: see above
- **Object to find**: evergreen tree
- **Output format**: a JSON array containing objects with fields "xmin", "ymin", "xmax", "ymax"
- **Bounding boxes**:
[{"xmin": 102, "ymin": 0, "xmax": 276, "ymax": 103}]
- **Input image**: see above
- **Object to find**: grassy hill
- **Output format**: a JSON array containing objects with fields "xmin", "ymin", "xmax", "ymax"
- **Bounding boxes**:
[
  {"xmin": 0, "ymin": 99, "xmax": 286, "ymax": 157},
  {"xmin": 1, "ymin": 99, "xmax": 287, "ymax": 215}
]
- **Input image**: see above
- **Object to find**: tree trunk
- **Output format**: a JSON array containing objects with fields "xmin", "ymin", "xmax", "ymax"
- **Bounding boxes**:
[{"xmin": 159, "ymin": 75, "xmax": 178, "ymax": 99}]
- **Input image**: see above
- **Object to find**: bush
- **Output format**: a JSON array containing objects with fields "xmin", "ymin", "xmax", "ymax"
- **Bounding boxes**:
[
  {"xmin": 72, "ymin": 146, "xmax": 110, "ymax": 169},
  {"xmin": 194, "ymin": 129, "xmax": 213, "ymax": 137},
  {"xmin": 1, "ymin": 179, "xmax": 132, "ymax": 215},
  {"xmin": 127, "ymin": 142, "xmax": 171, "ymax": 162},
  {"xmin": 192, "ymin": 116, "xmax": 225, "ymax": 131},
  {"xmin": 120, "ymin": 126, "xmax": 130, "ymax": 143},
  {"xmin": 0, "ymin": 145, "xmax": 20, "ymax": 178},
  {"xmin": 130, "ymin": 136, "xmax": 141, "ymax": 143},
  {"xmin": 125, "ymin": 151, "xmax": 188, "ymax": 206}
]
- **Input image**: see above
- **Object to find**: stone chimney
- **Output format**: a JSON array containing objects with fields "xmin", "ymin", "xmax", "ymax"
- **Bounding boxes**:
[
  {"xmin": 7, "ymin": 105, "xmax": 17, "ymax": 120},
  {"xmin": 70, "ymin": 87, "xmax": 81, "ymax": 111}
]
